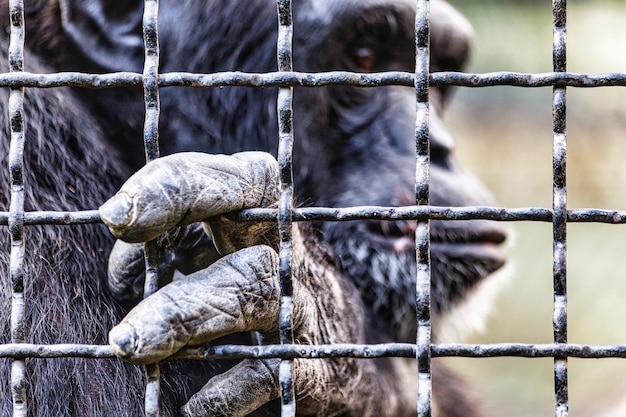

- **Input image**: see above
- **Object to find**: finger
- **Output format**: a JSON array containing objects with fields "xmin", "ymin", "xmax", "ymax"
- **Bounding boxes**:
[
  {"xmin": 182, "ymin": 359, "xmax": 280, "ymax": 417},
  {"xmin": 108, "ymin": 245, "xmax": 279, "ymax": 364},
  {"xmin": 107, "ymin": 225, "xmax": 224, "ymax": 306},
  {"xmin": 180, "ymin": 356, "xmax": 373, "ymax": 417},
  {"xmin": 107, "ymin": 240, "xmax": 153, "ymax": 305},
  {"xmin": 99, "ymin": 151, "xmax": 279, "ymax": 243}
]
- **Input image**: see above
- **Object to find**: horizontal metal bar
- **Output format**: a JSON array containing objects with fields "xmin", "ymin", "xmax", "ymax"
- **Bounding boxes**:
[
  {"xmin": 1, "ymin": 207, "xmax": 626, "ymax": 226},
  {"xmin": 0, "ymin": 210, "xmax": 101, "ymax": 225},
  {"xmin": 236, "ymin": 206, "xmax": 551, "ymax": 222},
  {"xmin": 0, "ymin": 342, "xmax": 625, "ymax": 360},
  {"xmin": 0, "ymin": 71, "xmax": 625, "ymax": 89},
  {"xmin": 179, "ymin": 343, "xmax": 626, "ymax": 360},
  {"xmin": 0, "ymin": 72, "xmax": 143, "ymax": 88},
  {"xmin": 176, "ymin": 343, "xmax": 415, "ymax": 360},
  {"xmin": 174, "ymin": 206, "xmax": 626, "ymax": 224},
  {"xmin": 0, "ymin": 344, "xmax": 115, "ymax": 359},
  {"xmin": 430, "ymin": 71, "xmax": 626, "ymax": 88}
]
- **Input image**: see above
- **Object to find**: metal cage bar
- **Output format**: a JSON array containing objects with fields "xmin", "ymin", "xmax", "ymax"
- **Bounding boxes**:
[
  {"xmin": 7, "ymin": 0, "xmax": 26, "ymax": 416},
  {"xmin": 141, "ymin": 0, "xmax": 162, "ymax": 415},
  {"xmin": 276, "ymin": 0, "xmax": 296, "ymax": 415},
  {"xmin": 7, "ymin": 205, "xmax": 626, "ymax": 226},
  {"xmin": 552, "ymin": 1, "xmax": 568, "ymax": 416},
  {"xmin": 415, "ymin": 0, "xmax": 432, "ymax": 416},
  {"xmin": 0, "ymin": 70, "xmax": 625, "ymax": 90},
  {"xmin": 0, "ymin": 0, "xmax": 625, "ymax": 415},
  {"xmin": 1, "ymin": 340, "xmax": 626, "ymax": 361}
]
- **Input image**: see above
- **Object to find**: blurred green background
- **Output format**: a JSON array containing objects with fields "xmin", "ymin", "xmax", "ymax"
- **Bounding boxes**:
[{"xmin": 442, "ymin": 1, "xmax": 626, "ymax": 416}]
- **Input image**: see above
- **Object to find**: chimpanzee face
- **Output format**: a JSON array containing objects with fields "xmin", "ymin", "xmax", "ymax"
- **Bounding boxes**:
[
  {"xmin": 289, "ymin": 0, "xmax": 508, "ymax": 341},
  {"xmin": 46, "ymin": 0, "xmax": 508, "ymax": 342}
]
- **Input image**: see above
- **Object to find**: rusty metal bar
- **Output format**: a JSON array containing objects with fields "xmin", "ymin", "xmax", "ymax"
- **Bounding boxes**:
[
  {"xmin": 7, "ymin": 206, "xmax": 626, "ymax": 226},
  {"xmin": 2, "ymin": 341, "xmax": 626, "ymax": 360},
  {"xmin": 1, "ymin": 1, "xmax": 625, "ymax": 415},
  {"xmin": 415, "ymin": 0, "xmax": 432, "ymax": 416},
  {"xmin": 233, "ymin": 206, "xmax": 626, "ymax": 224},
  {"xmin": 3, "ymin": 70, "xmax": 626, "ymax": 89},
  {"xmin": 552, "ymin": 0, "xmax": 568, "ymax": 416},
  {"xmin": 190, "ymin": 343, "xmax": 626, "ymax": 360},
  {"xmin": 159, "ymin": 70, "xmax": 626, "ymax": 88},
  {"xmin": 142, "ymin": 0, "xmax": 162, "ymax": 416},
  {"xmin": 276, "ymin": 0, "xmax": 296, "ymax": 415},
  {"xmin": 7, "ymin": 0, "xmax": 26, "ymax": 416}
]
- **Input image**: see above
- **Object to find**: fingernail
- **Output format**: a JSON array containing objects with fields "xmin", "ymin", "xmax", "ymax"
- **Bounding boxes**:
[
  {"xmin": 100, "ymin": 193, "xmax": 134, "ymax": 230},
  {"xmin": 109, "ymin": 323, "xmax": 139, "ymax": 358}
]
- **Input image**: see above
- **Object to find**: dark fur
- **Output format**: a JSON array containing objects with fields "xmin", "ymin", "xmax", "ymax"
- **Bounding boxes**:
[
  {"xmin": 0, "ymin": 35, "xmax": 239, "ymax": 416},
  {"xmin": 0, "ymin": 0, "xmax": 505, "ymax": 415}
]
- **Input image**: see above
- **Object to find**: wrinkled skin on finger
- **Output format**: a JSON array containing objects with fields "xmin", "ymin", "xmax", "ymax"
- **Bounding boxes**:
[
  {"xmin": 108, "ymin": 245, "xmax": 281, "ymax": 364},
  {"xmin": 100, "ymin": 153, "xmax": 418, "ymax": 416},
  {"xmin": 103, "ymin": 151, "xmax": 281, "ymax": 308},
  {"xmin": 100, "ymin": 151, "xmax": 279, "ymax": 246},
  {"xmin": 107, "ymin": 224, "xmax": 222, "ymax": 306}
]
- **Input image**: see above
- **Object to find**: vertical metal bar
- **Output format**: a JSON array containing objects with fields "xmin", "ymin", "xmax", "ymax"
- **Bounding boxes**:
[
  {"xmin": 552, "ymin": 1, "xmax": 568, "ymax": 416},
  {"xmin": 143, "ymin": 0, "xmax": 160, "ymax": 164},
  {"xmin": 276, "ymin": 0, "xmax": 296, "ymax": 416},
  {"xmin": 415, "ymin": 1, "xmax": 431, "ymax": 416},
  {"xmin": 7, "ymin": 1, "xmax": 26, "ymax": 416},
  {"xmin": 142, "ymin": 0, "xmax": 161, "ymax": 416}
]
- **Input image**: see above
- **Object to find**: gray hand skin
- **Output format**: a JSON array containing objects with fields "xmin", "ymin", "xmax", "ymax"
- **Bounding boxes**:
[
  {"xmin": 99, "ymin": 152, "xmax": 412, "ymax": 417},
  {"xmin": 107, "ymin": 224, "xmax": 224, "ymax": 306}
]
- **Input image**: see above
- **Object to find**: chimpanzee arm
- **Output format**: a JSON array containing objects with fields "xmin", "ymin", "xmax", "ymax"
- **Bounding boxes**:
[{"xmin": 100, "ymin": 152, "xmax": 414, "ymax": 417}]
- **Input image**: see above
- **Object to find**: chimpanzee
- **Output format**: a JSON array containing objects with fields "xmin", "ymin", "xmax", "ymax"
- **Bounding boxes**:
[{"xmin": 0, "ymin": 0, "xmax": 508, "ymax": 416}]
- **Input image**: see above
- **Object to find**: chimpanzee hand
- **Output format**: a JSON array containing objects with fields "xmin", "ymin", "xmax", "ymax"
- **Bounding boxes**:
[
  {"xmin": 103, "ymin": 151, "xmax": 277, "ymax": 308},
  {"xmin": 99, "ymin": 152, "xmax": 411, "ymax": 417}
]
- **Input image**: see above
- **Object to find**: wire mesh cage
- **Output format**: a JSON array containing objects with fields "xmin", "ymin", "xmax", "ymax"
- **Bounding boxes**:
[{"xmin": 2, "ymin": 0, "xmax": 626, "ymax": 416}]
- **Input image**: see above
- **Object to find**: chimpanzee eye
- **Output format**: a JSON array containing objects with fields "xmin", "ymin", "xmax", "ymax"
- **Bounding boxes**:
[{"xmin": 351, "ymin": 46, "xmax": 377, "ymax": 71}]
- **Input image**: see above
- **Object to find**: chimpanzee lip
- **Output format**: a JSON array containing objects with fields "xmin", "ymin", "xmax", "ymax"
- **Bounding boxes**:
[
  {"xmin": 366, "ymin": 226, "xmax": 507, "ymax": 272},
  {"xmin": 383, "ymin": 236, "xmax": 506, "ymax": 266},
  {"xmin": 430, "ymin": 241, "xmax": 506, "ymax": 269},
  {"xmin": 354, "ymin": 220, "xmax": 508, "ymax": 273}
]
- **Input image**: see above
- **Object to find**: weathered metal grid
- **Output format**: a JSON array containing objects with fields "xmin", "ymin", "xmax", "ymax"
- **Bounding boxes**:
[
  {"xmin": 0, "ymin": 0, "xmax": 624, "ymax": 416},
  {"xmin": 275, "ymin": 0, "xmax": 297, "ymax": 415},
  {"xmin": 7, "ymin": 0, "xmax": 26, "ymax": 416},
  {"xmin": 415, "ymin": 1, "xmax": 432, "ymax": 415},
  {"xmin": 141, "ymin": 0, "xmax": 162, "ymax": 415},
  {"xmin": 552, "ymin": 1, "xmax": 568, "ymax": 415}
]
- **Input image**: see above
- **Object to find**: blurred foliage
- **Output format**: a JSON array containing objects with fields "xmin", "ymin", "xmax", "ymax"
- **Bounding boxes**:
[{"xmin": 440, "ymin": 2, "xmax": 626, "ymax": 417}]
